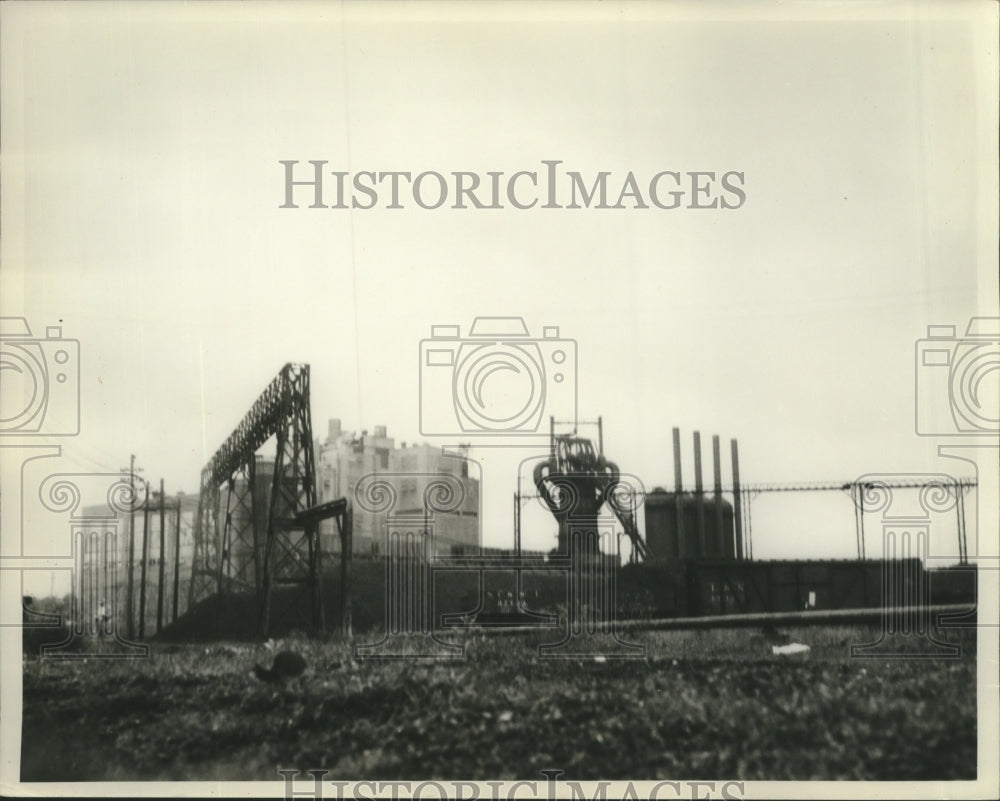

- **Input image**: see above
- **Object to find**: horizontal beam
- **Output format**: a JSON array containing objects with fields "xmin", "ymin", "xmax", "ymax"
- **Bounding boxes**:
[
  {"xmin": 293, "ymin": 498, "xmax": 348, "ymax": 524},
  {"xmin": 617, "ymin": 603, "xmax": 974, "ymax": 631},
  {"xmin": 432, "ymin": 556, "xmax": 560, "ymax": 570},
  {"xmin": 448, "ymin": 604, "xmax": 974, "ymax": 634}
]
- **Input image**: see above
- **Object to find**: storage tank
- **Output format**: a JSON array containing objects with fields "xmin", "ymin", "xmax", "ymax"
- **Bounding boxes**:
[{"xmin": 643, "ymin": 489, "xmax": 736, "ymax": 561}]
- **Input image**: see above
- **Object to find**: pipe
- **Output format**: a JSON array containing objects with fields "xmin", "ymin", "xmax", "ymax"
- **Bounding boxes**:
[{"xmin": 454, "ymin": 604, "xmax": 973, "ymax": 635}]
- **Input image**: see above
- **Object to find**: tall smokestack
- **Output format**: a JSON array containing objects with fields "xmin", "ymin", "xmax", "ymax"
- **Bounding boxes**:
[
  {"xmin": 327, "ymin": 418, "xmax": 342, "ymax": 444},
  {"xmin": 693, "ymin": 431, "xmax": 706, "ymax": 551},
  {"xmin": 731, "ymin": 438, "xmax": 744, "ymax": 560},
  {"xmin": 712, "ymin": 435, "xmax": 724, "ymax": 556},
  {"xmin": 672, "ymin": 427, "xmax": 685, "ymax": 558}
]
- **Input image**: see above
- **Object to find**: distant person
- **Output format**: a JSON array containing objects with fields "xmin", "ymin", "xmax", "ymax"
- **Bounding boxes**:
[{"xmin": 96, "ymin": 599, "xmax": 108, "ymax": 634}]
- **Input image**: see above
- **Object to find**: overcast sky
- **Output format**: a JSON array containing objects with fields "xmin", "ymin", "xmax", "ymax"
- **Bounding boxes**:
[{"xmin": 2, "ymin": 1, "xmax": 997, "ymax": 585}]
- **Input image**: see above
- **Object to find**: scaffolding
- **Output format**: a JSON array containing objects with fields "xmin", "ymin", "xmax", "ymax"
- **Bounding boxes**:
[{"xmin": 188, "ymin": 363, "xmax": 323, "ymax": 636}]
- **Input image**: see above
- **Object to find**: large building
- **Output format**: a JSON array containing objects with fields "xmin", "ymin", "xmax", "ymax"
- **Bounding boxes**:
[{"xmin": 315, "ymin": 418, "xmax": 479, "ymax": 556}]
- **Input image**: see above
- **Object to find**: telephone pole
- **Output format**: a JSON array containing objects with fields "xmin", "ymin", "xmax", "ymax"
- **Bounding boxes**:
[
  {"xmin": 139, "ymin": 479, "xmax": 150, "ymax": 639},
  {"xmin": 121, "ymin": 455, "xmax": 143, "ymax": 640},
  {"xmin": 156, "ymin": 478, "xmax": 166, "ymax": 632},
  {"xmin": 172, "ymin": 493, "xmax": 182, "ymax": 622}
]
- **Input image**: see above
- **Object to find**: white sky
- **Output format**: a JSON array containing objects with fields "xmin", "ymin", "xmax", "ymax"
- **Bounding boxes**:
[{"xmin": 2, "ymin": 1, "xmax": 998, "ymax": 579}]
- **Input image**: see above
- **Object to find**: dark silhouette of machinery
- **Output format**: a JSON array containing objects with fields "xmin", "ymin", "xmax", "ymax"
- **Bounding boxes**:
[{"xmin": 533, "ymin": 427, "xmax": 647, "ymax": 560}]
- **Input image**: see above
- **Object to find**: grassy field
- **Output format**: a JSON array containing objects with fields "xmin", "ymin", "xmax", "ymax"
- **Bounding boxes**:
[{"xmin": 21, "ymin": 625, "xmax": 976, "ymax": 782}]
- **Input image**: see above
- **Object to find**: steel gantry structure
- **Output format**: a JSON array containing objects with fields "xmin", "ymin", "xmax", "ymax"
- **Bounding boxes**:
[
  {"xmin": 735, "ymin": 477, "xmax": 977, "ymax": 562},
  {"xmin": 188, "ymin": 363, "xmax": 338, "ymax": 636}
]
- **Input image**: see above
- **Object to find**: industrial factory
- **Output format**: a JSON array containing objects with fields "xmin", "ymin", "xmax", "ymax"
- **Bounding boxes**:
[{"xmin": 53, "ymin": 358, "xmax": 977, "ymax": 650}]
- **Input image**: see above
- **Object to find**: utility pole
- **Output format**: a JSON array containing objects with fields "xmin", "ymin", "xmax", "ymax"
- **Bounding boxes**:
[
  {"xmin": 731, "ymin": 439, "xmax": 744, "ymax": 560},
  {"xmin": 157, "ymin": 478, "xmax": 166, "ymax": 632},
  {"xmin": 342, "ymin": 505, "xmax": 352, "ymax": 639},
  {"xmin": 139, "ymin": 480, "xmax": 150, "ymax": 639},
  {"xmin": 172, "ymin": 492, "xmax": 182, "ymax": 622},
  {"xmin": 121, "ymin": 455, "xmax": 143, "ymax": 640},
  {"xmin": 858, "ymin": 485, "xmax": 866, "ymax": 560}
]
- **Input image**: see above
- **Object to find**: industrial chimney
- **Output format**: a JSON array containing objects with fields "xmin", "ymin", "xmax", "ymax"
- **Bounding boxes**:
[
  {"xmin": 672, "ymin": 427, "xmax": 686, "ymax": 558},
  {"xmin": 327, "ymin": 418, "xmax": 342, "ymax": 444}
]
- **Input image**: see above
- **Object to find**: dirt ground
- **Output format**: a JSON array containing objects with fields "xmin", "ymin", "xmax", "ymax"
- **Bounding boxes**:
[{"xmin": 20, "ymin": 626, "xmax": 977, "ymax": 781}]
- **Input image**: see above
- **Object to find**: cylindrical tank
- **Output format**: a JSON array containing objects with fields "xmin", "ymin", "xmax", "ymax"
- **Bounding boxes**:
[{"xmin": 644, "ymin": 490, "xmax": 736, "ymax": 561}]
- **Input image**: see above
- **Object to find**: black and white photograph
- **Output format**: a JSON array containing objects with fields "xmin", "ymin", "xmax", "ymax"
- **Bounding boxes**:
[{"xmin": 1, "ymin": 1, "xmax": 998, "ymax": 798}]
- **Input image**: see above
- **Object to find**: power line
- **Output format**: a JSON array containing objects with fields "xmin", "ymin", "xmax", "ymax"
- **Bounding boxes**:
[
  {"xmin": 522, "ymin": 478, "xmax": 977, "ymax": 498},
  {"xmin": 742, "ymin": 479, "xmax": 977, "ymax": 493}
]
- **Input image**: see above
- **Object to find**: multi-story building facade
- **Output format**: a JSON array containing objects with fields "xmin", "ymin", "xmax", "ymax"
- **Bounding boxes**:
[{"xmin": 315, "ymin": 418, "xmax": 479, "ymax": 556}]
